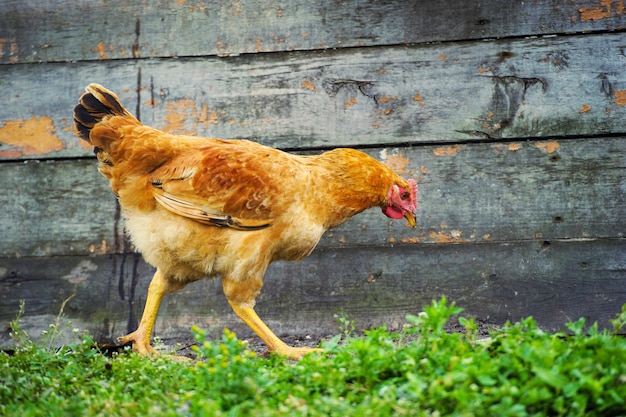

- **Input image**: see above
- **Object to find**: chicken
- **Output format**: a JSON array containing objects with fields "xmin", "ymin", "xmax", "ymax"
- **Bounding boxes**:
[{"xmin": 73, "ymin": 83, "xmax": 418, "ymax": 359}]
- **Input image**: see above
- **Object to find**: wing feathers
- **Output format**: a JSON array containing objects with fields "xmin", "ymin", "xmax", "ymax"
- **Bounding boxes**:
[{"xmin": 154, "ymin": 189, "xmax": 274, "ymax": 231}]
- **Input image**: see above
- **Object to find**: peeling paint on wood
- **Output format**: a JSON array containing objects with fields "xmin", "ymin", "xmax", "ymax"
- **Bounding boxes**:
[
  {"xmin": 0, "ymin": 117, "xmax": 64, "ymax": 158},
  {"xmin": 433, "ymin": 145, "xmax": 462, "ymax": 156},
  {"xmin": 379, "ymin": 151, "xmax": 413, "ymax": 176},
  {"xmin": 301, "ymin": 80, "xmax": 316, "ymax": 91},
  {"xmin": 535, "ymin": 141, "xmax": 560, "ymax": 154},
  {"xmin": 0, "ymin": 37, "xmax": 19, "ymax": 62},
  {"xmin": 615, "ymin": 90, "xmax": 626, "ymax": 106},
  {"xmin": 578, "ymin": 0, "xmax": 625, "ymax": 21},
  {"xmin": 428, "ymin": 230, "xmax": 469, "ymax": 244},
  {"xmin": 161, "ymin": 99, "xmax": 220, "ymax": 135}
]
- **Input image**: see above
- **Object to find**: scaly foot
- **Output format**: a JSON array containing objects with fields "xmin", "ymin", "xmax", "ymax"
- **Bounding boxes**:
[
  {"xmin": 118, "ymin": 329, "xmax": 157, "ymax": 356},
  {"xmin": 274, "ymin": 345, "xmax": 323, "ymax": 360}
]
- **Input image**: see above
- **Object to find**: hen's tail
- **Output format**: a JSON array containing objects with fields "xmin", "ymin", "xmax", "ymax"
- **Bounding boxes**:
[{"xmin": 73, "ymin": 83, "xmax": 138, "ymax": 144}]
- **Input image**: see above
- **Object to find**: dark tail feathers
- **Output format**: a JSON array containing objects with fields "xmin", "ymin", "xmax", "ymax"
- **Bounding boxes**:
[{"xmin": 73, "ymin": 83, "xmax": 134, "ymax": 143}]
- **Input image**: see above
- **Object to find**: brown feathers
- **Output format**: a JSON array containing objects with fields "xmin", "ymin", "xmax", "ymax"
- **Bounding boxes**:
[
  {"xmin": 153, "ymin": 188, "xmax": 275, "ymax": 230},
  {"xmin": 74, "ymin": 84, "xmax": 137, "ymax": 143}
]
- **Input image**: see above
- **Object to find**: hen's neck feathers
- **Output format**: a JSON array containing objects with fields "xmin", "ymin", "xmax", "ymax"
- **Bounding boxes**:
[{"xmin": 307, "ymin": 148, "xmax": 399, "ymax": 229}]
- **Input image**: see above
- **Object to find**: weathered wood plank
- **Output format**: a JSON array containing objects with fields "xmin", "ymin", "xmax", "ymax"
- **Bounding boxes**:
[
  {"xmin": 116, "ymin": 33, "xmax": 626, "ymax": 146},
  {"xmin": 1, "ymin": 239, "xmax": 624, "ymax": 348},
  {"xmin": 2, "ymin": 33, "xmax": 626, "ymax": 160},
  {"xmin": 1, "ymin": 138, "xmax": 624, "ymax": 258},
  {"xmin": 0, "ymin": 159, "xmax": 122, "ymax": 258},
  {"xmin": 1, "ymin": 0, "xmax": 625, "ymax": 64}
]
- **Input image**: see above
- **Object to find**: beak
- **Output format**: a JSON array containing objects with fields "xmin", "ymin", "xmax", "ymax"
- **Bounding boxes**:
[{"xmin": 404, "ymin": 211, "xmax": 417, "ymax": 228}]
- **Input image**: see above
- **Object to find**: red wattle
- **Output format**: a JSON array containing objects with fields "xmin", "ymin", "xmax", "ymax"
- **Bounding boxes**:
[{"xmin": 382, "ymin": 206, "xmax": 404, "ymax": 220}]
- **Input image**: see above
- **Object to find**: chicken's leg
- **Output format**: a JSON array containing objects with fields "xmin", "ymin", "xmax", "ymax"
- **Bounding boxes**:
[
  {"xmin": 118, "ymin": 269, "xmax": 183, "ymax": 355},
  {"xmin": 228, "ymin": 300, "xmax": 322, "ymax": 360}
]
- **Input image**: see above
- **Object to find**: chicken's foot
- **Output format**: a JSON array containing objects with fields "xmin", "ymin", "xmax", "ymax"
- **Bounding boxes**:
[
  {"xmin": 118, "ymin": 269, "xmax": 183, "ymax": 355},
  {"xmin": 228, "ymin": 301, "xmax": 322, "ymax": 360}
]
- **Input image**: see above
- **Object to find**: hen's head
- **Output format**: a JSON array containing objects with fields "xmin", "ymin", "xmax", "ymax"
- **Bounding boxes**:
[{"xmin": 382, "ymin": 179, "xmax": 418, "ymax": 227}]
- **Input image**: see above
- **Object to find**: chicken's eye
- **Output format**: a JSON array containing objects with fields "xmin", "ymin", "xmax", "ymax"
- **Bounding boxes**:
[{"xmin": 400, "ymin": 191, "xmax": 410, "ymax": 200}]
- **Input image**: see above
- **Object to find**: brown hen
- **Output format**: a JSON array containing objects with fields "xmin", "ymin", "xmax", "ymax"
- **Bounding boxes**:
[{"xmin": 74, "ymin": 83, "xmax": 417, "ymax": 359}]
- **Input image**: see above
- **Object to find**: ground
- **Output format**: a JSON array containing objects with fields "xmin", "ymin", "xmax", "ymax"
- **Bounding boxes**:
[{"xmin": 159, "ymin": 318, "xmax": 496, "ymax": 359}]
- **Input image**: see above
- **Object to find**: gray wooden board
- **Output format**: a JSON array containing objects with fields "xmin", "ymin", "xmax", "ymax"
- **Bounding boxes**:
[
  {"xmin": 1, "ymin": 0, "xmax": 625, "ymax": 63},
  {"xmin": 1, "ymin": 239, "xmax": 624, "ymax": 348},
  {"xmin": 1, "ymin": 159, "xmax": 122, "ymax": 258},
  {"xmin": 2, "ymin": 33, "xmax": 626, "ymax": 159},
  {"xmin": 1, "ymin": 138, "xmax": 624, "ymax": 258}
]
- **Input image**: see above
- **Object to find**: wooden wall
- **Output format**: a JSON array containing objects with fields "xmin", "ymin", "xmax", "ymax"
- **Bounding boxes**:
[{"xmin": 1, "ymin": 0, "xmax": 625, "ymax": 346}]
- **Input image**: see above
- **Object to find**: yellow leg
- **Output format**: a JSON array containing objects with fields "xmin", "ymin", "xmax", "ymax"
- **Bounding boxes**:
[
  {"xmin": 118, "ymin": 269, "xmax": 182, "ymax": 355},
  {"xmin": 228, "ymin": 301, "xmax": 322, "ymax": 360}
]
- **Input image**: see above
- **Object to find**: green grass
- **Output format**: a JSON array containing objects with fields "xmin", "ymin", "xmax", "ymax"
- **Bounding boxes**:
[{"xmin": 2, "ymin": 298, "xmax": 625, "ymax": 417}]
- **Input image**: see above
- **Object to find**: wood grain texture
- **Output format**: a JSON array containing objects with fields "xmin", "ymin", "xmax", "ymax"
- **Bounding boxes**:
[
  {"xmin": 1, "ymin": 0, "xmax": 625, "ymax": 63},
  {"xmin": 2, "ymin": 32, "xmax": 626, "ymax": 159},
  {"xmin": 2, "ymin": 138, "xmax": 623, "ymax": 258},
  {"xmin": 1, "ymin": 239, "xmax": 624, "ymax": 348},
  {"xmin": 0, "ymin": 159, "xmax": 122, "ymax": 258}
]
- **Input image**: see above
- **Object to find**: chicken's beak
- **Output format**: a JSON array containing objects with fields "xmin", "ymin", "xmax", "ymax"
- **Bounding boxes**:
[{"xmin": 404, "ymin": 211, "xmax": 417, "ymax": 228}]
